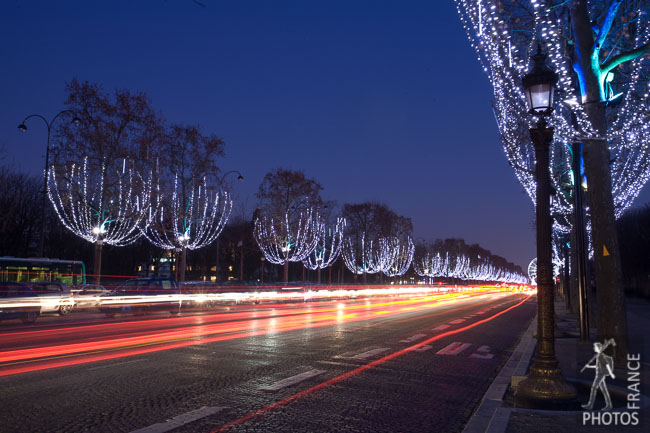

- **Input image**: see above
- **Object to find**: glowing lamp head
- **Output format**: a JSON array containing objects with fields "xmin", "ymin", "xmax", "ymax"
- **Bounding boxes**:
[
  {"xmin": 522, "ymin": 46, "xmax": 558, "ymax": 116},
  {"xmin": 17, "ymin": 123, "xmax": 27, "ymax": 132},
  {"xmin": 72, "ymin": 116, "xmax": 82, "ymax": 125},
  {"xmin": 92, "ymin": 225, "xmax": 106, "ymax": 236}
]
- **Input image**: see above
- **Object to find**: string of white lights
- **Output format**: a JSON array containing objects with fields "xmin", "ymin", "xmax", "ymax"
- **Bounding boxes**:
[
  {"xmin": 254, "ymin": 207, "xmax": 323, "ymax": 266},
  {"xmin": 47, "ymin": 157, "xmax": 151, "ymax": 246},
  {"xmin": 142, "ymin": 175, "xmax": 232, "ymax": 250},
  {"xmin": 454, "ymin": 0, "xmax": 650, "ymax": 233},
  {"xmin": 303, "ymin": 217, "xmax": 346, "ymax": 270}
]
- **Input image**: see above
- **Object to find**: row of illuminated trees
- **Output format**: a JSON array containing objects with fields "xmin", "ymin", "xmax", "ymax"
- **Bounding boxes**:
[
  {"xmin": 40, "ymin": 80, "xmax": 526, "ymax": 284},
  {"xmin": 46, "ymin": 159, "xmax": 526, "ymax": 284},
  {"xmin": 251, "ymin": 170, "xmax": 527, "ymax": 284}
]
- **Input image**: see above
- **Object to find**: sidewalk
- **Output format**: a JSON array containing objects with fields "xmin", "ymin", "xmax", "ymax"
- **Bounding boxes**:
[{"xmin": 464, "ymin": 296, "xmax": 650, "ymax": 433}]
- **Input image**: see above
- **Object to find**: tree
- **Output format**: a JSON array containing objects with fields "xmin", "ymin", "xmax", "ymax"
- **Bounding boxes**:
[
  {"xmin": 143, "ymin": 124, "xmax": 230, "ymax": 282},
  {"xmin": 254, "ymin": 207, "xmax": 323, "ymax": 283},
  {"xmin": 51, "ymin": 79, "xmax": 163, "ymax": 279},
  {"xmin": 303, "ymin": 217, "xmax": 346, "ymax": 284},
  {"xmin": 254, "ymin": 168, "xmax": 325, "ymax": 282},
  {"xmin": 341, "ymin": 202, "xmax": 413, "ymax": 282},
  {"xmin": 47, "ymin": 158, "xmax": 152, "ymax": 283},
  {"xmin": 454, "ymin": 0, "xmax": 650, "ymax": 353},
  {"xmin": 256, "ymin": 168, "xmax": 323, "ymax": 219}
]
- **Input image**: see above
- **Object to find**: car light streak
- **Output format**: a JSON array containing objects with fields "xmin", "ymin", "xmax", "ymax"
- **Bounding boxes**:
[
  {"xmin": 210, "ymin": 293, "xmax": 533, "ymax": 433},
  {"xmin": 0, "ymin": 290, "xmax": 529, "ymax": 377}
]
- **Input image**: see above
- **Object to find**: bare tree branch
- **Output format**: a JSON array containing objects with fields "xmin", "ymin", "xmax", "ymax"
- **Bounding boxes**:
[{"xmin": 601, "ymin": 42, "xmax": 650, "ymax": 76}]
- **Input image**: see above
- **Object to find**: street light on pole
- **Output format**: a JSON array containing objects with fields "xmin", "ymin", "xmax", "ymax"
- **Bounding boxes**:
[
  {"xmin": 215, "ymin": 170, "xmax": 243, "ymax": 282},
  {"xmin": 515, "ymin": 45, "xmax": 576, "ymax": 408},
  {"xmin": 18, "ymin": 110, "xmax": 81, "ymax": 257}
]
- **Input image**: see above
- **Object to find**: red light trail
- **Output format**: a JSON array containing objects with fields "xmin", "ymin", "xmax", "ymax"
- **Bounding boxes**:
[{"xmin": 211, "ymin": 293, "xmax": 533, "ymax": 432}]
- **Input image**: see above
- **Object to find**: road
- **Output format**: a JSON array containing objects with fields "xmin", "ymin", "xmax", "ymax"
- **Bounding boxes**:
[{"xmin": 0, "ymin": 289, "xmax": 535, "ymax": 433}]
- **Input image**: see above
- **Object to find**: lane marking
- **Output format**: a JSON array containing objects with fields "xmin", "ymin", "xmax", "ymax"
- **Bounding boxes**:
[
  {"xmin": 413, "ymin": 345, "xmax": 433, "ymax": 352},
  {"xmin": 449, "ymin": 319, "xmax": 465, "ymax": 324},
  {"xmin": 399, "ymin": 334, "xmax": 426, "ymax": 343},
  {"xmin": 87, "ymin": 358, "xmax": 148, "ymax": 371},
  {"xmin": 470, "ymin": 345, "xmax": 494, "ymax": 359},
  {"xmin": 351, "ymin": 348, "xmax": 390, "ymax": 360},
  {"xmin": 436, "ymin": 342, "xmax": 472, "ymax": 356},
  {"xmin": 130, "ymin": 406, "xmax": 227, "ymax": 433},
  {"xmin": 210, "ymin": 294, "xmax": 533, "ymax": 433},
  {"xmin": 261, "ymin": 369, "xmax": 326, "ymax": 393},
  {"xmin": 432, "ymin": 325, "xmax": 450, "ymax": 331}
]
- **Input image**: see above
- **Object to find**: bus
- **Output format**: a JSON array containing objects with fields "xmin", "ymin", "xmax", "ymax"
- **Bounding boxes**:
[{"xmin": 0, "ymin": 257, "xmax": 86, "ymax": 286}]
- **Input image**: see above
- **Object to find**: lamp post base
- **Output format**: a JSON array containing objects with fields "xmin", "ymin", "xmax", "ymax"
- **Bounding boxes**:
[{"xmin": 515, "ymin": 354, "xmax": 577, "ymax": 409}]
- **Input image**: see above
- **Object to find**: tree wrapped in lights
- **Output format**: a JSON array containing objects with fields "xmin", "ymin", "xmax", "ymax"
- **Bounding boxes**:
[
  {"xmin": 343, "ymin": 233, "xmax": 392, "ymax": 279},
  {"xmin": 455, "ymin": 0, "xmax": 650, "ymax": 348},
  {"xmin": 413, "ymin": 247, "xmax": 447, "ymax": 283},
  {"xmin": 47, "ymin": 158, "xmax": 152, "ymax": 283},
  {"xmin": 414, "ymin": 238, "xmax": 528, "ymax": 285},
  {"xmin": 342, "ymin": 202, "xmax": 413, "ymax": 283},
  {"xmin": 382, "ymin": 236, "xmax": 415, "ymax": 277},
  {"xmin": 143, "ymin": 175, "xmax": 232, "ymax": 282},
  {"xmin": 303, "ymin": 217, "xmax": 345, "ymax": 284},
  {"xmin": 254, "ymin": 207, "xmax": 323, "ymax": 283}
]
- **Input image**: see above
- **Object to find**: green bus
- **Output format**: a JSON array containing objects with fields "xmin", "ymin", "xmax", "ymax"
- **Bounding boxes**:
[{"xmin": 0, "ymin": 257, "xmax": 86, "ymax": 286}]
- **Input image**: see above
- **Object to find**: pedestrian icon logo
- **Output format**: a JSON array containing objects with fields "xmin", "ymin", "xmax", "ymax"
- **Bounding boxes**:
[{"xmin": 580, "ymin": 338, "xmax": 616, "ymax": 410}]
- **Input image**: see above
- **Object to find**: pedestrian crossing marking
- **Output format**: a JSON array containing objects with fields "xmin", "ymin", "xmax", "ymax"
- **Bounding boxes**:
[{"xmin": 436, "ymin": 342, "xmax": 472, "ymax": 356}]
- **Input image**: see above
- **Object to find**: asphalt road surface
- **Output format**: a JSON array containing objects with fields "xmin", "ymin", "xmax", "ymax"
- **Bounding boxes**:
[{"xmin": 0, "ymin": 289, "xmax": 536, "ymax": 433}]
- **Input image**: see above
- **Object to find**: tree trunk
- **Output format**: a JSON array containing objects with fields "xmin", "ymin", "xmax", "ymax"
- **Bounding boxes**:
[
  {"xmin": 93, "ymin": 240, "xmax": 103, "ymax": 285},
  {"xmin": 179, "ymin": 246, "xmax": 187, "ymax": 283},
  {"xmin": 570, "ymin": 1, "xmax": 627, "ymax": 358},
  {"xmin": 317, "ymin": 267, "xmax": 321, "ymax": 284},
  {"xmin": 283, "ymin": 261, "xmax": 289, "ymax": 283},
  {"xmin": 239, "ymin": 244, "xmax": 244, "ymax": 281}
]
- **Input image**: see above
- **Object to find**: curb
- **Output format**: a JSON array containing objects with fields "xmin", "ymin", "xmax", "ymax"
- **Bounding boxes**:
[{"xmin": 462, "ymin": 314, "xmax": 537, "ymax": 433}]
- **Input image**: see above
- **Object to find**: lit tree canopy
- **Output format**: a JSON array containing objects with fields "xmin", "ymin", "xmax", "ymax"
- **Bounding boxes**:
[
  {"xmin": 303, "ymin": 217, "xmax": 346, "ymax": 270},
  {"xmin": 144, "ymin": 175, "xmax": 232, "ymax": 251},
  {"xmin": 47, "ymin": 158, "xmax": 151, "ymax": 246},
  {"xmin": 454, "ymin": 0, "xmax": 650, "ymax": 228}
]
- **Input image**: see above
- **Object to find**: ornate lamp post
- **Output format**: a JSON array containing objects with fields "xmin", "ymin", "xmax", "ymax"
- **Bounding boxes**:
[
  {"xmin": 18, "ymin": 111, "xmax": 81, "ymax": 257},
  {"xmin": 516, "ymin": 46, "xmax": 576, "ymax": 408}
]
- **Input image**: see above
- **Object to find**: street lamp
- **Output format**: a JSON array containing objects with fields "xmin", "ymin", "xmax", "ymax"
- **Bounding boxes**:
[
  {"xmin": 516, "ymin": 46, "xmax": 576, "ymax": 408},
  {"xmin": 18, "ymin": 110, "xmax": 81, "ymax": 257},
  {"xmin": 214, "ymin": 170, "xmax": 244, "ymax": 282}
]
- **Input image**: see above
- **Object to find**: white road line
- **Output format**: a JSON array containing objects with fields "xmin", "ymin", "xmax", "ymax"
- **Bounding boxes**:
[
  {"xmin": 432, "ymin": 324, "xmax": 451, "ymax": 331},
  {"xmin": 436, "ymin": 342, "xmax": 472, "ymax": 356},
  {"xmin": 413, "ymin": 345, "xmax": 433, "ymax": 352},
  {"xmin": 399, "ymin": 333, "xmax": 427, "ymax": 343},
  {"xmin": 130, "ymin": 406, "xmax": 227, "ymax": 433},
  {"xmin": 351, "ymin": 347, "xmax": 390, "ymax": 360},
  {"xmin": 470, "ymin": 345, "xmax": 494, "ymax": 359},
  {"xmin": 449, "ymin": 319, "xmax": 465, "ymax": 324},
  {"xmin": 470, "ymin": 352, "xmax": 494, "ymax": 359},
  {"xmin": 260, "ymin": 369, "xmax": 326, "ymax": 393},
  {"xmin": 87, "ymin": 359, "xmax": 148, "ymax": 371}
]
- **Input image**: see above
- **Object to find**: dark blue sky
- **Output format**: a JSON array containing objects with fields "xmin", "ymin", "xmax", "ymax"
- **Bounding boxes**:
[{"xmin": 2, "ymin": 0, "xmax": 649, "ymax": 269}]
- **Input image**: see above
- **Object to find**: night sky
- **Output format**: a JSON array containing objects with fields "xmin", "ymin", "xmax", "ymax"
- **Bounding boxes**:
[{"xmin": 2, "ymin": 0, "xmax": 649, "ymax": 269}]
